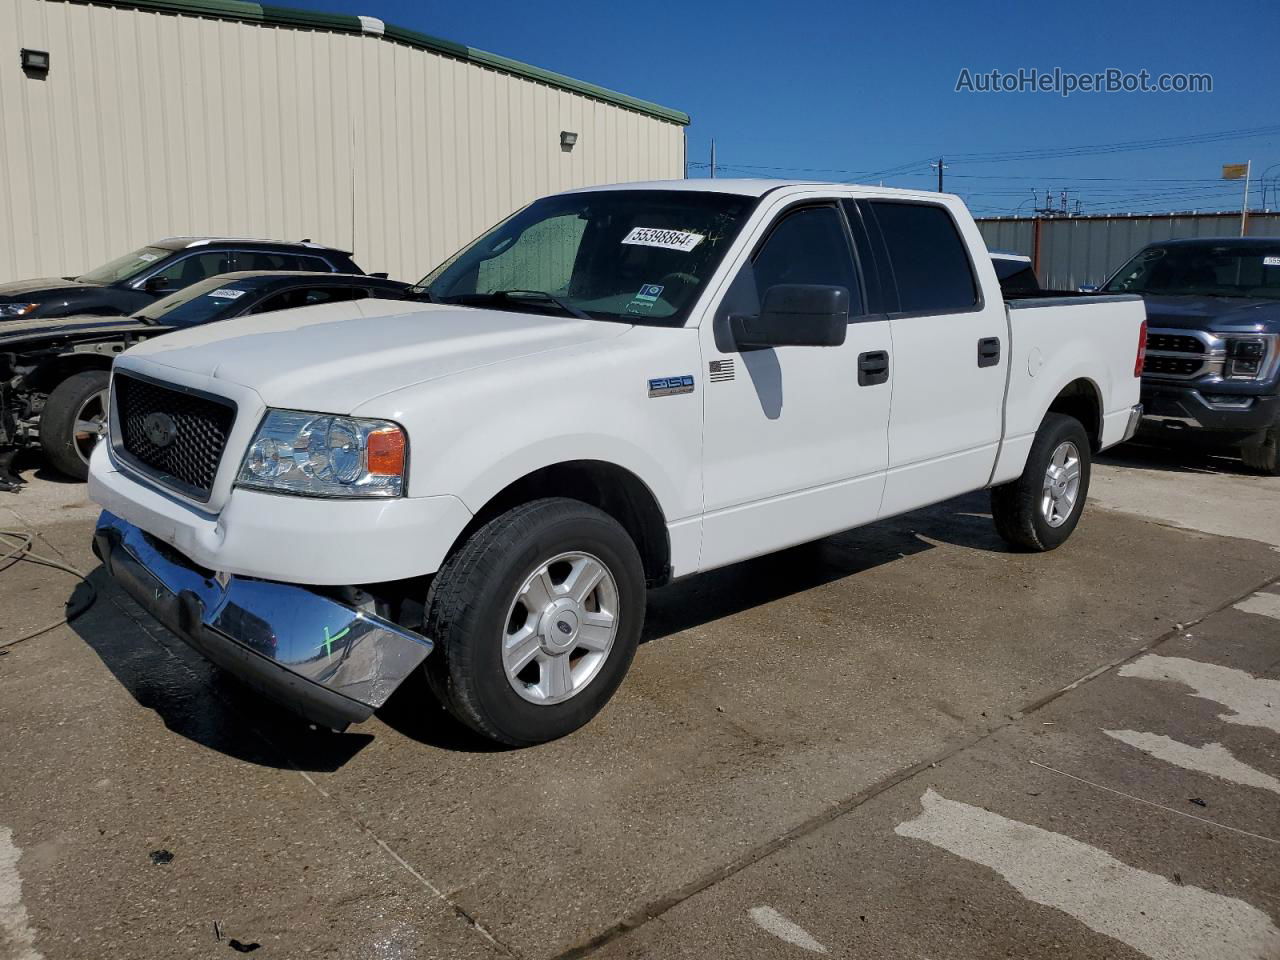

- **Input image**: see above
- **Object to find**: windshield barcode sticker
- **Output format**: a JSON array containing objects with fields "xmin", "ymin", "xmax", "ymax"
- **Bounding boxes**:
[
  {"xmin": 622, "ymin": 227, "xmax": 705, "ymax": 252},
  {"xmin": 1265, "ymin": 256, "xmax": 1280, "ymax": 267},
  {"xmin": 208, "ymin": 288, "xmax": 245, "ymax": 299}
]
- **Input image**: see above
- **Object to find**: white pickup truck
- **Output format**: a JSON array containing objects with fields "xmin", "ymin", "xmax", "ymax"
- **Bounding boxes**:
[{"xmin": 89, "ymin": 180, "xmax": 1146, "ymax": 745}]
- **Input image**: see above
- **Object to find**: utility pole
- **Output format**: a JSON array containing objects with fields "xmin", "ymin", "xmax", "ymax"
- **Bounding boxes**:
[
  {"xmin": 930, "ymin": 157, "xmax": 946, "ymax": 192},
  {"xmin": 710, "ymin": 139, "xmax": 716, "ymax": 180},
  {"xmin": 1240, "ymin": 159, "xmax": 1252, "ymax": 236}
]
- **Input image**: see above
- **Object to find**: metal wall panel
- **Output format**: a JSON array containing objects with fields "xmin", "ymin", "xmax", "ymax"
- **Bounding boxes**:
[
  {"xmin": 0, "ymin": 0, "xmax": 687, "ymax": 282},
  {"xmin": 978, "ymin": 213, "xmax": 1280, "ymax": 291}
]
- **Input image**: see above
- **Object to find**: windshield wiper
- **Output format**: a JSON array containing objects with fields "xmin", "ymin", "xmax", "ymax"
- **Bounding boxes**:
[{"xmin": 445, "ymin": 289, "xmax": 593, "ymax": 321}]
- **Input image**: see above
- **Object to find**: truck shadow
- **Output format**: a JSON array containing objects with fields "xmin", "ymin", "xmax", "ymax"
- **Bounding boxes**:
[
  {"xmin": 1100, "ymin": 440, "xmax": 1258, "ymax": 477},
  {"xmin": 72, "ymin": 490, "xmax": 1011, "ymax": 762}
]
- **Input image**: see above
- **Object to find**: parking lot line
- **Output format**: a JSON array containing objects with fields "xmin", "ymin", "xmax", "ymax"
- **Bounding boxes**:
[
  {"xmin": 894, "ymin": 788, "xmax": 1280, "ymax": 960},
  {"xmin": 1234, "ymin": 591, "xmax": 1280, "ymax": 620},
  {"xmin": 0, "ymin": 826, "xmax": 43, "ymax": 960},
  {"xmin": 1104, "ymin": 729, "xmax": 1280, "ymax": 795},
  {"xmin": 747, "ymin": 906, "xmax": 828, "ymax": 953},
  {"xmin": 1118, "ymin": 655, "xmax": 1280, "ymax": 734}
]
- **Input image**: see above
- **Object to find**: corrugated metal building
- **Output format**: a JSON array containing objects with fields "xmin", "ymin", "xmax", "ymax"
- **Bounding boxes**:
[
  {"xmin": 0, "ymin": 0, "xmax": 689, "ymax": 281},
  {"xmin": 978, "ymin": 212, "xmax": 1280, "ymax": 291}
]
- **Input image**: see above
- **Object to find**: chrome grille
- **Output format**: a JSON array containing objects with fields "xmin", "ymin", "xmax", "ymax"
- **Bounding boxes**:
[
  {"xmin": 114, "ymin": 374, "xmax": 236, "ymax": 500},
  {"xmin": 1147, "ymin": 333, "xmax": 1204, "ymax": 355}
]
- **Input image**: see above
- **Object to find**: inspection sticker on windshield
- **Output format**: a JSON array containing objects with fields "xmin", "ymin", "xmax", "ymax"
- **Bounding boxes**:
[
  {"xmin": 1265, "ymin": 256, "xmax": 1280, "ymax": 267},
  {"xmin": 622, "ymin": 227, "xmax": 705, "ymax": 252},
  {"xmin": 208, "ymin": 288, "xmax": 246, "ymax": 299},
  {"xmin": 138, "ymin": 253, "xmax": 159, "ymax": 262}
]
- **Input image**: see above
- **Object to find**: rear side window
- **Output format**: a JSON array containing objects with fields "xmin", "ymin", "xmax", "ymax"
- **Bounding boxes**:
[
  {"xmin": 871, "ymin": 201, "xmax": 978, "ymax": 313},
  {"xmin": 236, "ymin": 251, "xmax": 302, "ymax": 271},
  {"xmin": 751, "ymin": 205, "xmax": 860, "ymax": 308}
]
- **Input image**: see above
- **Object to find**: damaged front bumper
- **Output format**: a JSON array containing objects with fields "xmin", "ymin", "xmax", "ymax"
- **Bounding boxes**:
[{"xmin": 93, "ymin": 511, "xmax": 433, "ymax": 730}]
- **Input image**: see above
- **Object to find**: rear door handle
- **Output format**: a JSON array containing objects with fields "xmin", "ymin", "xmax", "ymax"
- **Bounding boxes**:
[
  {"xmin": 858, "ymin": 350, "xmax": 890, "ymax": 386},
  {"xmin": 977, "ymin": 337, "xmax": 1001, "ymax": 368}
]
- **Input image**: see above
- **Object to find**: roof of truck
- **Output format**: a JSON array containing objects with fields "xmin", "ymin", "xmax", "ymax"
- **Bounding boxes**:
[{"xmin": 564, "ymin": 179, "xmax": 962, "ymax": 202}]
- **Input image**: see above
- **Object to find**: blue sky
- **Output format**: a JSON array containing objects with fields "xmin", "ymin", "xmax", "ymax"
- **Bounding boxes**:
[{"xmin": 305, "ymin": 0, "xmax": 1280, "ymax": 216}]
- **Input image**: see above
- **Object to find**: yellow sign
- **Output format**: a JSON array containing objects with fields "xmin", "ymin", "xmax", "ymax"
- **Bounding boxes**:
[{"xmin": 1222, "ymin": 163, "xmax": 1249, "ymax": 180}]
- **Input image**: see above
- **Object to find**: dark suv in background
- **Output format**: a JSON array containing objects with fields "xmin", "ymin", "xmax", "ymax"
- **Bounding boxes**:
[
  {"xmin": 0, "ymin": 238, "xmax": 364, "ymax": 320},
  {"xmin": 1104, "ymin": 237, "xmax": 1280, "ymax": 473}
]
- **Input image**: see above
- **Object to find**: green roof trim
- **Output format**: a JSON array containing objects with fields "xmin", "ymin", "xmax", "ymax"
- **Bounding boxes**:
[{"xmin": 62, "ymin": 0, "xmax": 691, "ymax": 125}]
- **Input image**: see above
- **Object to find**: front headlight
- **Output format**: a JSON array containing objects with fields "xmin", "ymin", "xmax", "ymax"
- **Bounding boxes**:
[
  {"xmin": 237, "ymin": 410, "xmax": 406, "ymax": 498},
  {"xmin": 1224, "ymin": 335, "xmax": 1275, "ymax": 380},
  {"xmin": 0, "ymin": 302, "xmax": 38, "ymax": 317}
]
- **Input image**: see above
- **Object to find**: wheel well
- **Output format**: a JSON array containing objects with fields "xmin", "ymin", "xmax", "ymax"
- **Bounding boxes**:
[
  {"xmin": 23, "ymin": 353, "xmax": 114, "ymax": 393},
  {"xmin": 1046, "ymin": 378, "xmax": 1102, "ymax": 451},
  {"xmin": 460, "ymin": 461, "xmax": 672, "ymax": 587}
]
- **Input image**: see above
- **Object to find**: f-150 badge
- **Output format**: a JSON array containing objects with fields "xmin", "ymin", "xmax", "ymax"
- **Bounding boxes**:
[{"xmin": 648, "ymin": 375, "xmax": 695, "ymax": 397}]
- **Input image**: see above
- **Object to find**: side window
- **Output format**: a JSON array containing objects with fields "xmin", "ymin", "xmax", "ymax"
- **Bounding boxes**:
[
  {"xmin": 751, "ymin": 205, "xmax": 860, "ymax": 310},
  {"xmin": 869, "ymin": 201, "xmax": 978, "ymax": 313},
  {"xmin": 297, "ymin": 255, "xmax": 337, "ymax": 273},
  {"xmin": 151, "ymin": 252, "xmax": 234, "ymax": 288},
  {"xmin": 235, "ymin": 251, "xmax": 302, "ymax": 272}
]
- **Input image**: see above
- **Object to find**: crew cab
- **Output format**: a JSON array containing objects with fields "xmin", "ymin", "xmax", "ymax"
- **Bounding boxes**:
[
  {"xmin": 1101, "ymin": 237, "xmax": 1280, "ymax": 473},
  {"xmin": 88, "ymin": 181, "xmax": 1146, "ymax": 746},
  {"xmin": 0, "ymin": 238, "xmax": 363, "ymax": 321},
  {"xmin": 0, "ymin": 272, "xmax": 412, "ymax": 488}
]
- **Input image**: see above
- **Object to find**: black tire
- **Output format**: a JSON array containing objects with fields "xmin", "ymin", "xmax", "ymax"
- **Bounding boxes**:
[
  {"xmin": 424, "ymin": 497, "xmax": 645, "ymax": 746},
  {"xmin": 991, "ymin": 413, "xmax": 1092, "ymax": 552},
  {"xmin": 1241, "ymin": 425, "xmax": 1280, "ymax": 475},
  {"xmin": 40, "ymin": 369, "xmax": 110, "ymax": 480}
]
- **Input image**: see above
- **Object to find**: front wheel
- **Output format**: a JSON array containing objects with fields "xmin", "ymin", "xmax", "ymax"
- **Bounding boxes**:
[
  {"xmin": 40, "ymin": 369, "xmax": 110, "ymax": 480},
  {"xmin": 424, "ymin": 498, "xmax": 645, "ymax": 746},
  {"xmin": 991, "ymin": 413, "xmax": 1092, "ymax": 552}
]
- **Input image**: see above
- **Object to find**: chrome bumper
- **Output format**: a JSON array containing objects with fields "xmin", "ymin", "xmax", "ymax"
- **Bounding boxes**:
[
  {"xmin": 1122, "ymin": 402, "xmax": 1144, "ymax": 442},
  {"xmin": 92, "ymin": 511, "xmax": 433, "ymax": 729}
]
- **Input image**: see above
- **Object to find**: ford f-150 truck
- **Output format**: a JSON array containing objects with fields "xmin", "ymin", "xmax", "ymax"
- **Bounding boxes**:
[
  {"xmin": 88, "ymin": 181, "xmax": 1146, "ymax": 746},
  {"xmin": 1101, "ymin": 237, "xmax": 1280, "ymax": 473}
]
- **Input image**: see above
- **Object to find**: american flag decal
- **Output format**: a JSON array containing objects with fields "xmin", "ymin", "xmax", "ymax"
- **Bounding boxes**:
[{"xmin": 709, "ymin": 358, "xmax": 735, "ymax": 382}]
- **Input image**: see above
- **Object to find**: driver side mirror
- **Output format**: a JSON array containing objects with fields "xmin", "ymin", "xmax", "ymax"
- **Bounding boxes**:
[
  {"xmin": 143, "ymin": 275, "xmax": 174, "ymax": 295},
  {"xmin": 731, "ymin": 284, "xmax": 849, "ymax": 351}
]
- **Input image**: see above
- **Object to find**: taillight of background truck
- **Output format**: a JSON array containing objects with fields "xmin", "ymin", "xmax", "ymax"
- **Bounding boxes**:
[{"xmin": 1134, "ymin": 319, "xmax": 1147, "ymax": 377}]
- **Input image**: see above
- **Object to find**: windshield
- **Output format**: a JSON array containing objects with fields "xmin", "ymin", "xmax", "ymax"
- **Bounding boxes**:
[
  {"xmin": 1104, "ymin": 243, "xmax": 1280, "ymax": 300},
  {"xmin": 134, "ymin": 277, "xmax": 257, "ymax": 326},
  {"xmin": 76, "ymin": 245, "xmax": 172, "ymax": 285},
  {"xmin": 417, "ymin": 190, "xmax": 755, "ymax": 324}
]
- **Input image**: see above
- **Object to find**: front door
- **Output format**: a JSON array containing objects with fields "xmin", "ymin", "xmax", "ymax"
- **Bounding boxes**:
[{"xmin": 698, "ymin": 199, "xmax": 893, "ymax": 572}]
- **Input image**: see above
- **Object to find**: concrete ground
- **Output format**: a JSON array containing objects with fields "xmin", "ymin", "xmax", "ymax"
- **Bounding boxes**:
[{"xmin": 0, "ymin": 443, "xmax": 1277, "ymax": 960}]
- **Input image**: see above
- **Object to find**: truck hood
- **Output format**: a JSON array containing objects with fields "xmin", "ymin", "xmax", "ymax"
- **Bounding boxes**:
[
  {"xmin": 1140, "ymin": 294, "xmax": 1280, "ymax": 333},
  {"xmin": 0, "ymin": 313, "xmax": 154, "ymax": 348},
  {"xmin": 0, "ymin": 277, "xmax": 98, "ymax": 302},
  {"xmin": 121, "ymin": 298, "xmax": 630, "ymax": 413}
]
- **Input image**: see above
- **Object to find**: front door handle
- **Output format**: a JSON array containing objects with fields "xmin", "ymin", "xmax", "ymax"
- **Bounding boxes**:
[
  {"xmin": 977, "ymin": 337, "xmax": 1001, "ymax": 368},
  {"xmin": 858, "ymin": 350, "xmax": 890, "ymax": 386}
]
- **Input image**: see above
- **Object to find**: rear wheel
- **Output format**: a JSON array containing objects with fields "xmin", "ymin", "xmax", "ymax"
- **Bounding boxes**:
[
  {"xmin": 991, "ymin": 413, "xmax": 1091, "ymax": 552},
  {"xmin": 40, "ymin": 370, "xmax": 110, "ymax": 480},
  {"xmin": 1241, "ymin": 425, "xmax": 1280, "ymax": 475},
  {"xmin": 424, "ymin": 498, "xmax": 645, "ymax": 746}
]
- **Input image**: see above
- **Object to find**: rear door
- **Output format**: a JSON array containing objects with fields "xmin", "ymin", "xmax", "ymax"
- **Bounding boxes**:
[
  {"xmin": 858, "ymin": 199, "xmax": 1007, "ymax": 518},
  {"xmin": 698, "ymin": 198, "xmax": 893, "ymax": 571}
]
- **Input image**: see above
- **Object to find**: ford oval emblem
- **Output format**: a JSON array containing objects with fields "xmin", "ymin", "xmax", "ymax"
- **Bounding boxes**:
[
  {"xmin": 143, "ymin": 412, "xmax": 178, "ymax": 448},
  {"xmin": 556, "ymin": 620, "xmax": 573, "ymax": 635}
]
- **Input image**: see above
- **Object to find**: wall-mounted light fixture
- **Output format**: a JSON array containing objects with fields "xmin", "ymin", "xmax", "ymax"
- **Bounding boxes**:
[
  {"xmin": 560, "ymin": 130, "xmax": 578, "ymax": 151},
  {"xmin": 20, "ymin": 48, "xmax": 50, "ymax": 76}
]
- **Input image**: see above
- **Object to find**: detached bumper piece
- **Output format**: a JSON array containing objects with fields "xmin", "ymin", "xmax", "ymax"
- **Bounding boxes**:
[{"xmin": 93, "ymin": 511, "xmax": 433, "ymax": 730}]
